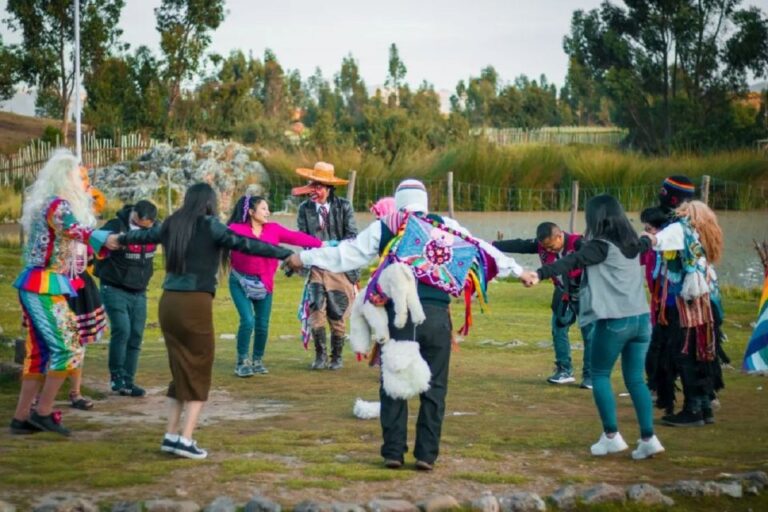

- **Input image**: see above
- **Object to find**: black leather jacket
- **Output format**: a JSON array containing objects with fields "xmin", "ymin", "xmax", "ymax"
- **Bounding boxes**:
[
  {"xmin": 297, "ymin": 195, "xmax": 360, "ymax": 283},
  {"xmin": 120, "ymin": 216, "xmax": 292, "ymax": 295}
]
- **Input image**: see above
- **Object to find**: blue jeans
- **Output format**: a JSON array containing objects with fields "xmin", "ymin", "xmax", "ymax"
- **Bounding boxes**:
[
  {"xmin": 591, "ymin": 313, "xmax": 654, "ymax": 438},
  {"xmin": 102, "ymin": 284, "xmax": 147, "ymax": 386},
  {"xmin": 552, "ymin": 315, "xmax": 593, "ymax": 378},
  {"xmin": 229, "ymin": 273, "xmax": 273, "ymax": 362}
]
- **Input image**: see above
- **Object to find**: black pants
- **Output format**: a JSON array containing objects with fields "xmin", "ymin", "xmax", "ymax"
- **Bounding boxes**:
[{"xmin": 380, "ymin": 302, "xmax": 451, "ymax": 464}]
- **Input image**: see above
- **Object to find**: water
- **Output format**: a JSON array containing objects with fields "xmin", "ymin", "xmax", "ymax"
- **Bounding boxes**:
[{"xmin": 2, "ymin": 209, "xmax": 766, "ymax": 287}]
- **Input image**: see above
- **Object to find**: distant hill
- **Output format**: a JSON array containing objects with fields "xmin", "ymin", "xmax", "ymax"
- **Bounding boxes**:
[
  {"xmin": 750, "ymin": 81, "xmax": 768, "ymax": 92},
  {"xmin": 0, "ymin": 111, "xmax": 80, "ymax": 155}
]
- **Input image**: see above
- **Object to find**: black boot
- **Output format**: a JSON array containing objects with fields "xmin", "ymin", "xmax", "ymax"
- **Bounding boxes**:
[
  {"xmin": 310, "ymin": 328, "xmax": 328, "ymax": 370},
  {"xmin": 329, "ymin": 334, "xmax": 345, "ymax": 370}
]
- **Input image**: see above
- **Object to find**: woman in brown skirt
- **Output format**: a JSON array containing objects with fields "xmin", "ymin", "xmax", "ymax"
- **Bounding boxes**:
[{"xmin": 108, "ymin": 183, "xmax": 293, "ymax": 459}]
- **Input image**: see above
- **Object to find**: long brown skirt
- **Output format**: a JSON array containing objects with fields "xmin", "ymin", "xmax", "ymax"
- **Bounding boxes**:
[{"xmin": 159, "ymin": 290, "xmax": 214, "ymax": 401}]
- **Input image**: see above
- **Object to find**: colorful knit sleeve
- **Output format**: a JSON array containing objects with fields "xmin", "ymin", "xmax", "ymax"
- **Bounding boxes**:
[{"xmin": 46, "ymin": 198, "xmax": 106, "ymax": 254}]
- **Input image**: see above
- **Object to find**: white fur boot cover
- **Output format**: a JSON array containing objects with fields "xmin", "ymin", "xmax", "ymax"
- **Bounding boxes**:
[
  {"xmin": 353, "ymin": 398, "xmax": 381, "ymax": 419},
  {"xmin": 349, "ymin": 292, "xmax": 374, "ymax": 354},
  {"xmin": 381, "ymin": 340, "xmax": 432, "ymax": 400}
]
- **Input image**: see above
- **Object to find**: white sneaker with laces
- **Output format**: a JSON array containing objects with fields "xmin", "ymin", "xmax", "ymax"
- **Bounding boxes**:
[
  {"xmin": 590, "ymin": 432, "xmax": 629, "ymax": 456},
  {"xmin": 632, "ymin": 435, "xmax": 665, "ymax": 460}
]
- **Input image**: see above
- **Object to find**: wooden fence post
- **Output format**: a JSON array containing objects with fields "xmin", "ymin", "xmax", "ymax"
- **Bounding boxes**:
[
  {"xmin": 569, "ymin": 180, "xmax": 580, "ymax": 233},
  {"xmin": 346, "ymin": 170, "xmax": 357, "ymax": 207},
  {"xmin": 447, "ymin": 171, "xmax": 455, "ymax": 218},
  {"xmin": 702, "ymin": 175, "xmax": 711, "ymax": 205}
]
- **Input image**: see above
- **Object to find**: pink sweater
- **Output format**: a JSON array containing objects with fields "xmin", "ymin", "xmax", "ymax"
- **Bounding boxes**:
[{"xmin": 228, "ymin": 222, "xmax": 322, "ymax": 292}]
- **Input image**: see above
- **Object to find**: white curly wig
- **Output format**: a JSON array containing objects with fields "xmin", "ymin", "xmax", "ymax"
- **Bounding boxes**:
[{"xmin": 21, "ymin": 149, "xmax": 96, "ymax": 233}]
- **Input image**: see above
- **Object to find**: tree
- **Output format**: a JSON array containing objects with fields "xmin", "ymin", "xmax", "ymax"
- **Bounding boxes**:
[
  {"xmin": 155, "ymin": 0, "xmax": 225, "ymax": 123},
  {"xmin": 0, "ymin": 37, "xmax": 20, "ymax": 101},
  {"xmin": 5, "ymin": 0, "xmax": 126, "ymax": 142},
  {"xmin": 385, "ymin": 43, "xmax": 407, "ymax": 105},
  {"xmin": 563, "ymin": 0, "xmax": 768, "ymax": 152}
]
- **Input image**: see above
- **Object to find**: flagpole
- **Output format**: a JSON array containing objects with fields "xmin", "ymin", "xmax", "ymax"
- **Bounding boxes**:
[{"xmin": 74, "ymin": 0, "xmax": 82, "ymax": 162}]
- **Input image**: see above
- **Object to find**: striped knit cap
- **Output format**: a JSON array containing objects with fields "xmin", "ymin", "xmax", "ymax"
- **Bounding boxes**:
[
  {"xmin": 395, "ymin": 179, "xmax": 429, "ymax": 212},
  {"xmin": 659, "ymin": 175, "xmax": 695, "ymax": 209}
]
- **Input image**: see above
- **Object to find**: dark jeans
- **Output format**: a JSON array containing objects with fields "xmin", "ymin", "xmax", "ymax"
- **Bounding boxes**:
[
  {"xmin": 380, "ymin": 302, "xmax": 451, "ymax": 465},
  {"xmin": 229, "ymin": 273, "xmax": 273, "ymax": 361},
  {"xmin": 102, "ymin": 283, "xmax": 147, "ymax": 386}
]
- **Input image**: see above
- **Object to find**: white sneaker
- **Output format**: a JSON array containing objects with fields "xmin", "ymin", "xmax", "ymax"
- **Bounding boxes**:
[
  {"xmin": 632, "ymin": 435, "xmax": 665, "ymax": 460},
  {"xmin": 590, "ymin": 432, "xmax": 629, "ymax": 456}
]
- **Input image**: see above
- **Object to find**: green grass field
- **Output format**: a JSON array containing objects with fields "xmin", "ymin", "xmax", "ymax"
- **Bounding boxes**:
[{"xmin": 0, "ymin": 246, "xmax": 766, "ymax": 510}]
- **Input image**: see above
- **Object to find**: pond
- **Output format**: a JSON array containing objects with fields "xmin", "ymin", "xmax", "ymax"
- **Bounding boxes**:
[{"xmin": 2, "ymin": 209, "xmax": 766, "ymax": 288}]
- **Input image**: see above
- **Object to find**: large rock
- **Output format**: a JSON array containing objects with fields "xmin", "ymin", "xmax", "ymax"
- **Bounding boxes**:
[
  {"xmin": 203, "ymin": 497, "xmax": 237, "ymax": 512},
  {"xmin": 111, "ymin": 503, "xmax": 142, "ymax": 512},
  {"xmin": 663, "ymin": 480, "xmax": 720, "ymax": 497},
  {"xmin": 416, "ymin": 495, "xmax": 461, "ymax": 512},
  {"xmin": 33, "ymin": 493, "xmax": 98, "ymax": 512},
  {"xmin": 0, "ymin": 501, "xmax": 16, "ymax": 512},
  {"xmin": 367, "ymin": 499, "xmax": 419, "ymax": 512},
  {"xmin": 498, "ymin": 492, "xmax": 546, "ymax": 512},
  {"xmin": 626, "ymin": 484, "xmax": 674, "ymax": 506},
  {"xmin": 713, "ymin": 481, "xmax": 743, "ymax": 498},
  {"xmin": 547, "ymin": 486, "xmax": 578, "ymax": 510},
  {"xmin": 465, "ymin": 493, "xmax": 499, "ymax": 512},
  {"xmin": 144, "ymin": 499, "xmax": 200, "ymax": 512},
  {"xmin": 580, "ymin": 483, "xmax": 625, "ymax": 505},
  {"xmin": 244, "ymin": 496, "xmax": 281, "ymax": 512}
]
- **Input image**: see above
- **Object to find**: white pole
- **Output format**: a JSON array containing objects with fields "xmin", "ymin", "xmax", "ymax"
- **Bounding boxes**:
[{"xmin": 74, "ymin": 0, "xmax": 82, "ymax": 162}]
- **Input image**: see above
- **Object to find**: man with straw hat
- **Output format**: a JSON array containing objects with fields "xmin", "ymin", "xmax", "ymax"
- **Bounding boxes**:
[{"xmin": 292, "ymin": 162, "xmax": 358, "ymax": 370}]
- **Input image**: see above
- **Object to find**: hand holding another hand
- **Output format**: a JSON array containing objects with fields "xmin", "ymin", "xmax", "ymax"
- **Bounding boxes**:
[
  {"xmin": 520, "ymin": 270, "xmax": 540, "ymax": 288},
  {"xmin": 284, "ymin": 253, "xmax": 304, "ymax": 273},
  {"xmin": 105, "ymin": 234, "xmax": 122, "ymax": 251}
]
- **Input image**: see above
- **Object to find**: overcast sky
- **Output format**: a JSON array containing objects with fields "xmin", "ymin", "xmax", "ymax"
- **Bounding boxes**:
[{"xmin": 2, "ymin": 0, "xmax": 767, "ymax": 93}]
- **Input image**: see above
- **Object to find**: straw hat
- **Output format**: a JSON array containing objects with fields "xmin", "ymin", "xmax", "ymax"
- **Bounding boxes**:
[{"xmin": 295, "ymin": 162, "xmax": 349, "ymax": 186}]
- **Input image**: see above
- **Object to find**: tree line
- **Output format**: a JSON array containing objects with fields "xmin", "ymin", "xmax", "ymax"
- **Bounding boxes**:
[{"xmin": 0, "ymin": 0, "xmax": 766, "ymax": 156}]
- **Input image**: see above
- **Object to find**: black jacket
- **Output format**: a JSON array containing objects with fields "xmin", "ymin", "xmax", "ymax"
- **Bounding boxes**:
[
  {"xmin": 94, "ymin": 205, "xmax": 157, "ymax": 292},
  {"xmin": 120, "ymin": 216, "xmax": 293, "ymax": 295},
  {"xmin": 297, "ymin": 195, "xmax": 360, "ymax": 283}
]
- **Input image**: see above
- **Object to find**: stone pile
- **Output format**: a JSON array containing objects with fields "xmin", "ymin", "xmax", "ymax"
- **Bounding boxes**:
[
  {"xmin": 91, "ymin": 141, "xmax": 271, "ymax": 214},
  {"xmin": 4, "ymin": 470, "xmax": 765, "ymax": 512}
]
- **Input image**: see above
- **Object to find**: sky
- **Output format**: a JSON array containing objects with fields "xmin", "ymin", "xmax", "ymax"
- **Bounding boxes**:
[{"xmin": 1, "ymin": 0, "xmax": 767, "ymax": 101}]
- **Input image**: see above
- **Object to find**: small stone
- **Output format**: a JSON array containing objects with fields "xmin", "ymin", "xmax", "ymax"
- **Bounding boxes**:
[
  {"xmin": 329, "ymin": 503, "xmax": 365, "ymax": 512},
  {"xmin": 713, "ymin": 481, "xmax": 743, "ymax": 498},
  {"xmin": 293, "ymin": 502, "xmax": 330, "ymax": 512},
  {"xmin": 367, "ymin": 499, "xmax": 419, "ymax": 512},
  {"xmin": 244, "ymin": 497, "xmax": 281, "ymax": 512},
  {"xmin": 145, "ymin": 499, "xmax": 200, "ymax": 512},
  {"xmin": 466, "ymin": 493, "xmax": 499, "ymax": 512},
  {"xmin": 334, "ymin": 454, "xmax": 352, "ymax": 463},
  {"xmin": 0, "ymin": 500, "xmax": 16, "ymax": 512},
  {"xmin": 548, "ymin": 486, "xmax": 578, "ymax": 510},
  {"xmin": 580, "ymin": 483, "xmax": 625, "ymax": 505},
  {"xmin": 745, "ymin": 485, "xmax": 760, "ymax": 496},
  {"xmin": 663, "ymin": 480, "xmax": 720, "ymax": 497},
  {"xmin": 626, "ymin": 484, "xmax": 674, "ymax": 506},
  {"xmin": 219, "ymin": 334, "xmax": 236, "ymax": 340},
  {"xmin": 498, "ymin": 492, "xmax": 546, "ymax": 512},
  {"xmin": 416, "ymin": 495, "xmax": 461, "ymax": 512},
  {"xmin": 112, "ymin": 503, "xmax": 142, "ymax": 512},
  {"xmin": 204, "ymin": 497, "xmax": 237, "ymax": 512}
]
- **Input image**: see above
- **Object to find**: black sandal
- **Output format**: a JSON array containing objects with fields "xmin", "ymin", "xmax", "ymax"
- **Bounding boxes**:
[{"xmin": 69, "ymin": 392, "xmax": 94, "ymax": 410}]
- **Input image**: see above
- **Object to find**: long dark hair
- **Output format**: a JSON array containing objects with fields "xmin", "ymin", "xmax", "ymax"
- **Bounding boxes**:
[
  {"xmin": 162, "ymin": 183, "xmax": 219, "ymax": 274},
  {"xmin": 584, "ymin": 194, "xmax": 640, "ymax": 256},
  {"xmin": 221, "ymin": 194, "xmax": 268, "ymax": 269},
  {"xmin": 227, "ymin": 194, "xmax": 266, "ymax": 225}
]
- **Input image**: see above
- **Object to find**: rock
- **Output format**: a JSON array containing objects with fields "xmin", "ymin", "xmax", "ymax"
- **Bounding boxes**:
[
  {"xmin": 731, "ymin": 471, "xmax": 768, "ymax": 489},
  {"xmin": 580, "ymin": 483, "xmax": 625, "ymax": 505},
  {"xmin": 367, "ymin": 499, "xmax": 419, "ymax": 512},
  {"xmin": 329, "ymin": 503, "xmax": 365, "ymax": 512},
  {"xmin": 334, "ymin": 454, "xmax": 352, "ymax": 463},
  {"xmin": 145, "ymin": 499, "xmax": 200, "ymax": 512},
  {"xmin": 33, "ymin": 494, "xmax": 99, "ymax": 512},
  {"xmin": 293, "ymin": 501, "xmax": 330, "ymax": 512},
  {"xmin": 626, "ymin": 484, "xmax": 674, "ymax": 506},
  {"xmin": 244, "ymin": 496, "xmax": 281, "ymax": 512},
  {"xmin": 498, "ymin": 492, "xmax": 546, "ymax": 512},
  {"xmin": 663, "ymin": 480, "xmax": 720, "ymax": 497},
  {"xmin": 548, "ymin": 486, "xmax": 578, "ymax": 510},
  {"xmin": 416, "ymin": 495, "xmax": 461, "ymax": 512},
  {"xmin": 112, "ymin": 503, "xmax": 142, "ymax": 512},
  {"xmin": 465, "ymin": 493, "xmax": 499, "ymax": 512},
  {"xmin": 713, "ymin": 481, "xmax": 743, "ymax": 498},
  {"xmin": 203, "ymin": 497, "xmax": 237, "ymax": 512},
  {"xmin": 0, "ymin": 500, "xmax": 16, "ymax": 512}
]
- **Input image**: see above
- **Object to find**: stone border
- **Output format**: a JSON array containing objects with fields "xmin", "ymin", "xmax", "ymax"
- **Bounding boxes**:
[{"xmin": 3, "ymin": 470, "xmax": 764, "ymax": 512}]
